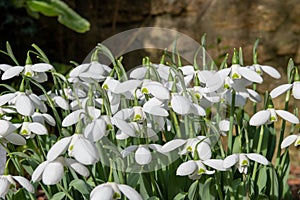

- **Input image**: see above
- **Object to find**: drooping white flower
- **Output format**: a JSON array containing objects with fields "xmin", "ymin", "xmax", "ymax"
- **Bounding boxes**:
[
  {"xmin": 46, "ymin": 134, "xmax": 99, "ymax": 165},
  {"xmin": 0, "ymin": 120, "xmax": 25, "ymax": 145},
  {"xmin": 250, "ymin": 108, "xmax": 299, "ymax": 126},
  {"xmin": 160, "ymin": 136, "xmax": 211, "ymax": 160},
  {"xmin": 90, "ymin": 182, "xmax": 142, "ymax": 200},
  {"xmin": 248, "ymin": 64, "xmax": 281, "ymax": 79},
  {"xmin": 224, "ymin": 153, "xmax": 269, "ymax": 174},
  {"xmin": 20, "ymin": 122, "xmax": 48, "ymax": 139},
  {"xmin": 0, "ymin": 175, "xmax": 34, "ymax": 198},
  {"xmin": 32, "ymin": 112, "xmax": 56, "ymax": 126},
  {"xmin": 170, "ymin": 93, "xmax": 206, "ymax": 116},
  {"xmin": 0, "ymin": 90, "xmax": 47, "ymax": 116},
  {"xmin": 281, "ymin": 134, "xmax": 300, "ymax": 149},
  {"xmin": 121, "ymin": 144, "xmax": 162, "ymax": 165},
  {"xmin": 32, "ymin": 156, "xmax": 89, "ymax": 185},
  {"xmin": 270, "ymin": 82, "xmax": 300, "ymax": 99},
  {"xmin": 1, "ymin": 63, "xmax": 53, "ymax": 82},
  {"xmin": 176, "ymin": 159, "xmax": 226, "ymax": 180}
]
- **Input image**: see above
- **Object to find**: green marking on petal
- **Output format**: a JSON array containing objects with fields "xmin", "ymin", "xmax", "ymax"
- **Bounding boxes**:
[
  {"xmin": 270, "ymin": 116, "xmax": 276, "ymax": 122},
  {"xmin": 103, "ymin": 84, "xmax": 109, "ymax": 90},
  {"xmin": 25, "ymin": 71, "xmax": 33, "ymax": 77},
  {"xmin": 106, "ymin": 124, "xmax": 113, "ymax": 130},
  {"xmin": 241, "ymin": 159, "xmax": 248, "ymax": 166},
  {"xmin": 141, "ymin": 87, "xmax": 149, "ymax": 94},
  {"xmin": 133, "ymin": 114, "xmax": 142, "ymax": 121},
  {"xmin": 21, "ymin": 129, "xmax": 28, "ymax": 135},
  {"xmin": 256, "ymin": 69, "xmax": 262, "ymax": 75},
  {"xmin": 232, "ymin": 73, "xmax": 241, "ymax": 79},
  {"xmin": 69, "ymin": 145, "xmax": 74, "ymax": 151},
  {"xmin": 198, "ymin": 168, "xmax": 206, "ymax": 175},
  {"xmin": 187, "ymin": 146, "xmax": 193, "ymax": 152},
  {"xmin": 224, "ymin": 84, "xmax": 230, "ymax": 89},
  {"xmin": 296, "ymin": 139, "xmax": 300, "ymax": 146},
  {"xmin": 195, "ymin": 93, "xmax": 201, "ymax": 99},
  {"xmin": 113, "ymin": 192, "xmax": 121, "ymax": 199}
]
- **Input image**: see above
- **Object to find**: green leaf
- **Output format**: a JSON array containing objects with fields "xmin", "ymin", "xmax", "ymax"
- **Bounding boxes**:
[
  {"xmin": 12, "ymin": 188, "xmax": 26, "ymax": 200},
  {"xmin": 6, "ymin": 41, "xmax": 19, "ymax": 65},
  {"xmin": 257, "ymin": 166, "xmax": 267, "ymax": 193},
  {"xmin": 26, "ymin": 0, "xmax": 90, "ymax": 33},
  {"xmin": 173, "ymin": 192, "xmax": 187, "ymax": 200},
  {"xmin": 32, "ymin": 44, "xmax": 50, "ymax": 63},
  {"xmin": 50, "ymin": 192, "xmax": 66, "ymax": 200},
  {"xmin": 69, "ymin": 179, "xmax": 91, "ymax": 197},
  {"xmin": 287, "ymin": 58, "xmax": 294, "ymax": 82},
  {"xmin": 188, "ymin": 180, "xmax": 198, "ymax": 200},
  {"xmin": 268, "ymin": 167, "xmax": 279, "ymax": 198}
]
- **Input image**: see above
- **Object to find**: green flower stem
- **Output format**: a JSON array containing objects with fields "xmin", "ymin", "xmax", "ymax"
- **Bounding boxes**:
[
  {"xmin": 170, "ymin": 109, "xmax": 182, "ymax": 138},
  {"xmin": 252, "ymin": 125, "xmax": 264, "ymax": 181},
  {"xmin": 228, "ymin": 90, "xmax": 236, "ymax": 155},
  {"xmin": 57, "ymin": 183, "xmax": 75, "ymax": 200},
  {"xmin": 36, "ymin": 136, "xmax": 47, "ymax": 159},
  {"xmin": 40, "ymin": 184, "xmax": 51, "ymax": 199},
  {"xmin": 276, "ymin": 90, "xmax": 291, "ymax": 167},
  {"xmin": 1, "ymin": 142, "xmax": 23, "ymax": 175}
]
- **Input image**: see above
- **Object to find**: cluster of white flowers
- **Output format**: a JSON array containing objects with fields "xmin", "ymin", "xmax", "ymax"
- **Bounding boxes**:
[{"xmin": 0, "ymin": 45, "xmax": 299, "ymax": 199}]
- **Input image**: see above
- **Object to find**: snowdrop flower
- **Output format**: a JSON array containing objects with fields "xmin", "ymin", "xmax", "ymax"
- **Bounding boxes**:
[
  {"xmin": 248, "ymin": 64, "xmax": 281, "ymax": 79},
  {"xmin": 0, "ymin": 175, "xmax": 34, "ymax": 198},
  {"xmin": 224, "ymin": 153, "xmax": 269, "ymax": 174},
  {"xmin": 32, "ymin": 156, "xmax": 89, "ymax": 185},
  {"xmin": 32, "ymin": 112, "xmax": 56, "ymax": 126},
  {"xmin": 0, "ymin": 90, "xmax": 47, "ymax": 116},
  {"xmin": 281, "ymin": 134, "xmax": 300, "ymax": 149},
  {"xmin": 219, "ymin": 64, "xmax": 263, "ymax": 83},
  {"xmin": 20, "ymin": 122, "xmax": 48, "ymax": 139},
  {"xmin": 270, "ymin": 81, "xmax": 300, "ymax": 99},
  {"xmin": 250, "ymin": 108, "xmax": 299, "ymax": 126},
  {"xmin": 170, "ymin": 93, "xmax": 206, "ymax": 116},
  {"xmin": 1, "ymin": 63, "xmax": 53, "ymax": 82},
  {"xmin": 90, "ymin": 182, "xmax": 142, "ymax": 200},
  {"xmin": 160, "ymin": 136, "xmax": 211, "ymax": 160},
  {"xmin": 141, "ymin": 80, "xmax": 170, "ymax": 100},
  {"xmin": 176, "ymin": 159, "xmax": 226, "ymax": 180},
  {"xmin": 46, "ymin": 134, "xmax": 99, "ymax": 165},
  {"xmin": 0, "ymin": 120, "xmax": 25, "ymax": 145},
  {"xmin": 68, "ymin": 61, "xmax": 111, "ymax": 83},
  {"xmin": 121, "ymin": 144, "xmax": 162, "ymax": 165}
]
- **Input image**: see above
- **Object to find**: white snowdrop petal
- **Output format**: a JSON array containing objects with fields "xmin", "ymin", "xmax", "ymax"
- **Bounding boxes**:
[
  {"xmin": 72, "ymin": 137, "xmax": 99, "ymax": 165},
  {"xmin": 118, "ymin": 184, "xmax": 143, "ymax": 200},
  {"xmin": 203, "ymin": 159, "xmax": 227, "ymax": 171},
  {"xmin": 249, "ymin": 110, "xmax": 270, "ymax": 126},
  {"xmin": 218, "ymin": 68, "xmax": 231, "ymax": 80},
  {"xmin": 238, "ymin": 67, "xmax": 263, "ymax": 83},
  {"xmin": 0, "ymin": 178, "xmax": 10, "ymax": 198},
  {"xmin": 270, "ymin": 84, "xmax": 293, "ymax": 99},
  {"xmin": 1, "ymin": 66, "xmax": 23, "ymax": 80},
  {"xmin": 0, "ymin": 93, "xmax": 16, "ymax": 106},
  {"xmin": 0, "ymin": 64, "xmax": 11, "ymax": 71},
  {"xmin": 206, "ymin": 72, "xmax": 225, "ymax": 92},
  {"xmin": 129, "ymin": 67, "xmax": 147, "ymax": 79},
  {"xmin": 5, "ymin": 133, "xmax": 26, "ymax": 145},
  {"xmin": 62, "ymin": 109, "xmax": 84, "ymax": 127},
  {"xmin": 247, "ymin": 89, "xmax": 262, "ymax": 103},
  {"xmin": 121, "ymin": 145, "xmax": 138, "ymax": 157},
  {"xmin": 143, "ymin": 82, "xmax": 170, "ymax": 100},
  {"xmin": 114, "ymin": 108, "xmax": 134, "ymax": 120},
  {"xmin": 292, "ymin": 82, "xmax": 300, "ymax": 99},
  {"xmin": 247, "ymin": 153, "xmax": 269, "ymax": 165},
  {"xmin": 90, "ymin": 185, "xmax": 114, "ymax": 200},
  {"xmin": 84, "ymin": 119, "xmax": 106, "ymax": 142},
  {"xmin": 69, "ymin": 64, "xmax": 89, "ymax": 77},
  {"xmin": 116, "ymin": 130, "xmax": 130, "ymax": 140},
  {"xmin": 31, "ymin": 63, "xmax": 53, "ymax": 72},
  {"xmin": 13, "ymin": 176, "xmax": 34, "ymax": 193},
  {"xmin": 47, "ymin": 137, "xmax": 72, "ymax": 161},
  {"xmin": 176, "ymin": 160, "xmax": 197, "ymax": 176},
  {"xmin": 197, "ymin": 142, "xmax": 212, "ymax": 160},
  {"xmin": 113, "ymin": 80, "xmax": 142, "ymax": 94},
  {"xmin": 0, "ymin": 120, "xmax": 10, "ymax": 136},
  {"xmin": 281, "ymin": 135, "xmax": 298, "ymax": 149},
  {"xmin": 32, "ymin": 161, "xmax": 49, "ymax": 182},
  {"xmin": 171, "ymin": 95, "xmax": 191, "ymax": 115},
  {"xmin": 28, "ymin": 122, "xmax": 48, "ymax": 135},
  {"xmin": 42, "ymin": 161, "xmax": 64, "ymax": 185},
  {"xmin": 143, "ymin": 98, "xmax": 168, "ymax": 117},
  {"xmin": 135, "ymin": 146, "xmax": 151, "ymax": 165},
  {"xmin": 53, "ymin": 96, "xmax": 69, "ymax": 110},
  {"xmin": 275, "ymin": 110, "xmax": 299, "ymax": 124},
  {"xmin": 180, "ymin": 65, "xmax": 195, "ymax": 75},
  {"xmin": 148, "ymin": 144, "xmax": 162, "ymax": 151},
  {"xmin": 65, "ymin": 158, "xmax": 90, "ymax": 177},
  {"xmin": 190, "ymin": 103, "xmax": 206, "ymax": 116},
  {"xmin": 111, "ymin": 117, "xmax": 135, "ymax": 137},
  {"xmin": 261, "ymin": 65, "xmax": 281, "ymax": 79},
  {"xmin": 160, "ymin": 139, "xmax": 186, "ymax": 153},
  {"xmin": 16, "ymin": 95, "xmax": 34, "ymax": 116},
  {"xmin": 219, "ymin": 120, "xmax": 230, "ymax": 132},
  {"xmin": 42, "ymin": 114, "xmax": 56, "ymax": 126},
  {"xmin": 223, "ymin": 154, "xmax": 239, "ymax": 168}
]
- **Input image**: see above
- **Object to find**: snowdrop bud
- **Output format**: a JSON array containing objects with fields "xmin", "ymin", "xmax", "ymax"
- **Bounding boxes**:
[{"xmin": 232, "ymin": 48, "xmax": 239, "ymax": 65}]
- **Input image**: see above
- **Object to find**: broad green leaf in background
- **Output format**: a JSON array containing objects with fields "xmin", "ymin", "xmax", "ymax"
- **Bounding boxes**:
[{"xmin": 26, "ymin": 0, "xmax": 90, "ymax": 33}]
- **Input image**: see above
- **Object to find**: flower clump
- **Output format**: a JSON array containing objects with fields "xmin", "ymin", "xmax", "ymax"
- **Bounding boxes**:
[{"xmin": 0, "ymin": 41, "xmax": 299, "ymax": 199}]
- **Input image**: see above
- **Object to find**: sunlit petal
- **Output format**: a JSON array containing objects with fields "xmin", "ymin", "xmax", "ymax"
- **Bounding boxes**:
[
  {"xmin": 160, "ymin": 139, "xmax": 186, "ymax": 153},
  {"xmin": 13, "ymin": 176, "xmax": 34, "ymax": 193},
  {"xmin": 1, "ymin": 66, "xmax": 23, "ymax": 80},
  {"xmin": 281, "ymin": 135, "xmax": 298, "ymax": 149},
  {"xmin": 62, "ymin": 109, "xmax": 84, "ymax": 127},
  {"xmin": 47, "ymin": 137, "xmax": 72, "ymax": 161},
  {"xmin": 224, "ymin": 154, "xmax": 239, "ymax": 168},
  {"xmin": 90, "ymin": 185, "xmax": 114, "ymax": 200},
  {"xmin": 171, "ymin": 95, "xmax": 191, "ymax": 115},
  {"xmin": 275, "ymin": 110, "xmax": 299, "ymax": 124},
  {"xmin": 135, "ymin": 146, "xmax": 151, "ymax": 165},
  {"xmin": 249, "ymin": 110, "xmax": 270, "ymax": 126},
  {"xmin": 16, "ymin": 94, "xmax": 34, "ymax": 116},
  {"xmin": 42, "ymin": 160, "xmax": 64, "ymax": 185},
  {"xmin": 238, "ymin": 67, "xmax": 263, "ymax": 83},
  {"xmin": 31, "ymin": 63, "xmax": 53, "ymax": 72},
  {"xmin": 176, "ymin": 160, "xmax": 197, "ymax": 176},
  {"xmin": 28, "ymin": 122, "xmax": 48, "ymax": 135},
  {"xmin": 64, "ymin": 158, "xmax": 90, "ymax": 177},
  {"xmin": 270, "ymin": 84, "xmax": 293, "ymax": 99},
  {"xmin": 118, "ymin": 184, "xmax": 143, "ymax": 200},
  {"xmin": 247, "ymin": 153, "xmax": 269, "ymax": 165},
  {"xmin": 32, "ymin": 161, "xmax": 49, "ymax": 182},
  {"xmin": 292, "ymin": 82, "xmax": 300, "ymax": 99}
]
